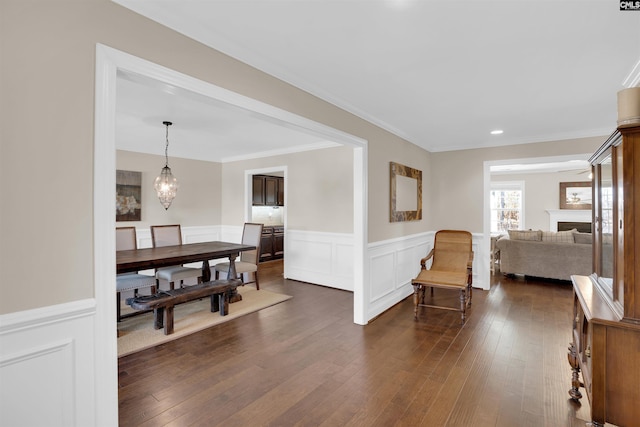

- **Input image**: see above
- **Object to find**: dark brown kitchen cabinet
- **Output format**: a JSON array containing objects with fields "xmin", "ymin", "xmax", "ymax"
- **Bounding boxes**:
[
  {"xmin": 260, "ymin": 228, "xmax": 273, "ymax": 261},
  {"xmin": 273, "ymin": 226, "xmax": 284, "ymax": 258},
  {"xmin": 259, "ymin": 226, "xmax": 284, "ymax": 262},
  {"xmin": 277, "ymin": 180, "xmax": 284, "ymax": 206},
  {"xmin": 264, "ymin": 177, "xmax": 278, "ymax": 206},
  {"xmin": 252, "ymin": 176, "xmax": 266, "ymax": 205},
  {"xmin": 252, "ymin": 175, "xmax": 284, "ymax": 206}
]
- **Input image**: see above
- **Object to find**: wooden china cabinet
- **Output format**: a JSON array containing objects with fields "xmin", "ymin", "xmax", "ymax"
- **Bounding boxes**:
[{"xmin": 569, "ymin": 124, "xmax": 640, "ymax": 427}]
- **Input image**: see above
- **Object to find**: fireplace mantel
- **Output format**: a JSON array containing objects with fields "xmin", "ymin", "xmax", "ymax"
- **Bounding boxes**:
[{"xmin": 546, "ymin": 209, "xmax": 591, "ymax": 232}]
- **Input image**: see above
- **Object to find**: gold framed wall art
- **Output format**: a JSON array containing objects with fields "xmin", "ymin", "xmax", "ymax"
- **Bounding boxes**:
[{"xmin": 390, "ymin": 161, "xmax": 422, "ymax": 222}]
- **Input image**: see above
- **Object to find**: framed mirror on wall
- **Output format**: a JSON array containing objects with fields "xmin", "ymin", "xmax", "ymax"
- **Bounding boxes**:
[{"xmin": 390, "ymin": 161, "xmax": 422, "ymax": 222}]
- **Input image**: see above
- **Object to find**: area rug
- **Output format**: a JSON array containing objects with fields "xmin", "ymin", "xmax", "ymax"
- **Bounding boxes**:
[{"xmin": 117, "ymin": 288, "xmax": 291, "ymax": 357}]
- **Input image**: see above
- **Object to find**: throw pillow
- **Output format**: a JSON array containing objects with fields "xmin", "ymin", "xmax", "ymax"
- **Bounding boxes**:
[
  {"xmin": 508, "ymin": 229, "xmax": 542, "ymax": 241},
  {"xmin": 541, "ymin": 229, "xmax": 577, "ymax": 243},
  {"xmin": 574, "ymin": 232, "xmax": 592, "ymax": 244}
]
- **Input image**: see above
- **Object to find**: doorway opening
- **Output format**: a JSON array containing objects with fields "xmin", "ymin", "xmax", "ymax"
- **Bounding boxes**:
[
  {"xmin": 482, "ymin": 153, "xmax": 591, "ymax": 288},
  {"xmin": 94, "ymin": 43, "xmax": 369, "ymax": 421},
  {"xmin": 246, "ymin": 167, "xmax": 287, "ymax": 265}
]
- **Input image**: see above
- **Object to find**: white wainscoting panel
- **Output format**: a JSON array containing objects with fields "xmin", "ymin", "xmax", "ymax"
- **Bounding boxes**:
[
  {"xmin": 285, "ymin": 230, "xmax": 354, "ymax": 291},
  {"xmin": 471, "ymin": 235, "xmax": 489, "ymax": 291},
  {"xmin": 0, "ymin": 299, "xmax": 97, "ymax": 426},
  {"xmin": 366, "ymin": 231, "xmax": 488, "ymax": 322},
  {"xmin": 369, "ymin": 251, "xmax": 397, "ymax": 301},
  {"xmin": 125, "ymin": 225, "xmax": 489, "ymax": 323},
  {"xmin": 134, "ymin": 225, "xmax": 225, "ymax": 249},
  {"xmin": 367, "ymin": 232, "xmax": 433, "ymax": 320}
]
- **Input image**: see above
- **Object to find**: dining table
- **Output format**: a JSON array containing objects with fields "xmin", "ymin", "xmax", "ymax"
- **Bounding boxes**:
[{"xmin": 116, "ymin": 241, "xmax": 256, "ymax": 302}]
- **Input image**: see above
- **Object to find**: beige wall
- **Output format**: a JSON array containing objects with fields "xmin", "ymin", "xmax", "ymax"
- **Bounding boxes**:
[
  {"xmin": 492, "ymin": 170, "xmax": 589, "ymax": 231},
  {"xmin": 116, "ymin": 150, "xmax": 222, "ymax": 228},
  {"xmin": 0, "ymin": 0, "xmax": 613, "ymax": 314},
  {"xmin": 0, "ymin": 0, "xmax": 429, "ymax": 314},
  {"xmin": 369, "ymin": 135, "xmax": 433, "ymax": 238},
  {"xmin": 430, "ymin": 136, "xmax": 604, "ymax": 232},
  {"xmin": 222, "ymin": 146, "xmax": 355, "ymax": 232}
]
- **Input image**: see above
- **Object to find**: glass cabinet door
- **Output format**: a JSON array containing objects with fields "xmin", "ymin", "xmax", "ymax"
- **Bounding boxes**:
[{"xmin": 595, "ymin": 151, "xmax": 614, "ymax": 296}]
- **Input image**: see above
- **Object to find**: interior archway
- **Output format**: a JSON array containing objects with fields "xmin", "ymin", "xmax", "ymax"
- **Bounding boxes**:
[{"xmin": 94, "ymin": 44, "xmax": 368, "ymax": 421}]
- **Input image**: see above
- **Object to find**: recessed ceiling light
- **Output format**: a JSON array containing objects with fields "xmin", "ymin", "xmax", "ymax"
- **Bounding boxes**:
[{"xmin": 490, "ymin": 130, "xmax": 504, "ymax": 135}]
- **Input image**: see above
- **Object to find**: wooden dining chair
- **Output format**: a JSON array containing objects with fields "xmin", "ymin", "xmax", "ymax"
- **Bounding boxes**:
[
  {"xmin": 115, "ymin": 227, "xmax": 156, "ymax": 321},
  {"xmin": 411, "ymin": 230, "xmax": 474, "ymax": 324},
  {"xmin": 214, "ymin": 223, "xmax": 263, "ymax": 289},
  {"xmin": 150, "ymin": 224, "xmax": 203, "ymax": 290}
]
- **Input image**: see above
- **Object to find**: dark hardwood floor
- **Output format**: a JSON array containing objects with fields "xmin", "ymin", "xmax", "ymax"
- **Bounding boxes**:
[{"xmin": 118, "ymin": 261, "xmax": 593, "ymax": 426}]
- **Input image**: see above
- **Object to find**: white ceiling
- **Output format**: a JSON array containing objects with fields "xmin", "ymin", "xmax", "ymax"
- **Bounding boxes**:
[
  {"xmin": 113, "ymin": 0, "xmax": 640, "ymax": 164},
  {"xmin": 116, "ymin": 70, "xmax": 339, "ymax": 163}
]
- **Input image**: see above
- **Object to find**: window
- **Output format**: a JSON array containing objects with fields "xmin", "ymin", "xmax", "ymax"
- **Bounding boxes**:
[{"xmin": 490, "ymin": 181, "xmax": 524, "ymax": 232}]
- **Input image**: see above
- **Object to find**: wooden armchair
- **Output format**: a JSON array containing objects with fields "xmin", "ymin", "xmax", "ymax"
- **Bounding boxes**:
[{"xmin": 411, "ymin": 230, "xmax": 473, "ymax": 324}]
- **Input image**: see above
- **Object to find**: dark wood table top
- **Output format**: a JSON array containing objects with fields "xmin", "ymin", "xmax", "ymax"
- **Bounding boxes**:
[{"xmin": 116, "ymin": 241, "xmax": 256, "ymax": 274}]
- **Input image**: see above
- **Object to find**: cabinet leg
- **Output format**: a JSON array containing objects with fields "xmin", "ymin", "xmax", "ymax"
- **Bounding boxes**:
[{"xmin": 567, "ymin": 342, "xmax": 583, "ymax": 400}]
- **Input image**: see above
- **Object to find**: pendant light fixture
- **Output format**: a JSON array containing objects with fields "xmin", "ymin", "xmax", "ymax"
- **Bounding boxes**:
[{"xmin": 154, "ymin": 121, "xmax": 179, "ymax": 210}]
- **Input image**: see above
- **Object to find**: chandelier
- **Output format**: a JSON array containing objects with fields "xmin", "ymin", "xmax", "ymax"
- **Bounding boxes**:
[{"xmin": 154, "ymin": 121, "xmax": 179, "ymax": 210}]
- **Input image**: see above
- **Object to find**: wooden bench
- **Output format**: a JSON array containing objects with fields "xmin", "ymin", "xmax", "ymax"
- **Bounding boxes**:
[{"xmin": 126, "ymin": 279, "xmax": 241, "ymax": 335}]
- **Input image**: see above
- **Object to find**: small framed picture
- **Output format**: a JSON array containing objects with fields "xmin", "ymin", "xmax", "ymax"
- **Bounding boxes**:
[
  {"xmin": 560, "ymin": 181, "xmax": 592, "ymax": 210},
  {"xmin": 116, "ymin": 170, "xmax": 142, "ymax": 221}
]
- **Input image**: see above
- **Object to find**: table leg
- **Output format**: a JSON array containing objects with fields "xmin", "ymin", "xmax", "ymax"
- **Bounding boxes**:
[
  {"xmin": 228, "ymin": 253, "xmax": 238, "ymax": 279},
  {"xmin": 153, "ymin": 307, "xmax": 164, "ymax": 330},
  {"xmin": 211, "ymin": 293, "xmax": 228, "ymax": 316},
  {"xmin": 227, "ymin": 253, "xmax": 243, "ymax": 303},
  {"xmin": 202, "ymin": 259, "xmax": 211, "ymax": 282},
  {"xmin": 164, "ymin": 306, "xmax": 174, "ymax": 335}
]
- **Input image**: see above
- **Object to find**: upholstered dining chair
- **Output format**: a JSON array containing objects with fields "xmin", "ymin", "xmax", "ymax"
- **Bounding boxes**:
[
  {"xmin": 116, "ymin": 227, "xmax": 156, "ymax": 321},
  {"xmin": 150, "ymin": 224, "xmax": 203, "ymax": 290},
  {"xmin": 214, "ymin": 223, "xmax": 263, "ymax": 289},
  {"xmin": 411, "ymin": 230, "xmax": 474, "ymax": 324}
]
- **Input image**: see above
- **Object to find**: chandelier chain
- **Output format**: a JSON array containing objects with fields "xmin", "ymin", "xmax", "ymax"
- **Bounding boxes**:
[{"xmin": 164, "ymin": 123, "xmax": 170, "ymax": 167}]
